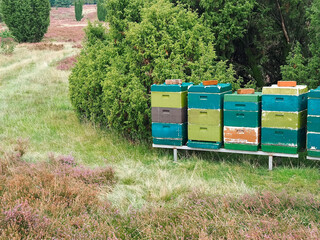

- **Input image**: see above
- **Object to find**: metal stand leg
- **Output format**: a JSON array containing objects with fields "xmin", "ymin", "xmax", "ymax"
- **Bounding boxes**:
[
  {"xmin": 269, "ymin": 155, "xmax": 273, "ymax": 171},
  {"xmin": 173, "ymin": 148, "xmax": 178, "ymax": 162}
]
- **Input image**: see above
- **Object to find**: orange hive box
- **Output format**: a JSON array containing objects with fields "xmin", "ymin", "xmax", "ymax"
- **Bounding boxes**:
[
  {"xmin": 203, "ymin": 80, "xmax": 218, "ymax": 86},
  {"xmin": 224, "ymin": 127, "xmax": 261, "ymax": 144},
  {"xmin": 237, "ymin": 88, "xmax": 255, "ymax": 94},
  {"xmin": 165, "ymin": 79, "xmax": 183, "ymax": 85},
  {"xmin": 277, "ymin": 81, "xmax": 297, "ymax": 87}
]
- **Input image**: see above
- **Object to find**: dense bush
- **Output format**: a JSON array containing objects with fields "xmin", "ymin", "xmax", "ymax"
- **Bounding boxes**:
[
  {"xmin": 97, "ymin": 0, "xmax": 107, "ymax": 21},
  {"xmin": 1, "ymin": 0, "xmax": 50, "ymax": 43},
  {"xmin": 75, "ymin": 0, "xmax": 83, "ymax": 21},
  {"xmin": 281, "ymin": 0, "xmax": 320, "ymax": 88},
  {"xmin": 70, "ymin": 0, "xmax": 243, "ymax": 140}
]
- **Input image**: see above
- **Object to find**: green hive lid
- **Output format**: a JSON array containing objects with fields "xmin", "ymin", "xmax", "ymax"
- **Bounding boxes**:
[
  {"xmin": 308, "ymin": 86, "xmax": 320, "ymax": 98},
  {"xmin": 262, "ymin": 84, "xmax": 308, "ymax": 96},
  {"xmin": 188, "ymin": 83, "xmax": 232, "ymax": 93},
  {"xmin": 224, "ymin": 92, "xmax": 262, "ymax": 102},
  {"xmin": 151, "ymin": 82, "xmax": 193, "ymax": 92}
]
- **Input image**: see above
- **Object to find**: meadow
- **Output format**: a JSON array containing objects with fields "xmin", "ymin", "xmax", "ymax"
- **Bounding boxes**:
[{"xmin": 0, "ymin": 6, "xmax": 319, "ymax": 239}]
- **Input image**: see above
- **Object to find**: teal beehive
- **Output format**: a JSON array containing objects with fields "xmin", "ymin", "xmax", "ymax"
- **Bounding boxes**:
[
  {"xmin": 307, "ymin": 86, "xmax": 320, "ymax": 158},
  {"xmin": 151, "ymin": 81, "xmax": 192, "ymax": 146},
  {"xmin": 261, "ymin": 82, "xmax": 308, "ymax": 153},
  {"xmin": 187, "ymin": 82, "xmax": 232, "ymax": 149}
]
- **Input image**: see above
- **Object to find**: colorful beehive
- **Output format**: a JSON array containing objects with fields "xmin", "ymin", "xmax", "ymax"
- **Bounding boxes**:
[
  {"xmin": 187, "ymin": 82, "xmax": 232, "ymax": 149},
  {"xmin": 223, "ymin": 91, "xmax": 262, "ymax": 151},
  {"xmin": 307, "ymin": 86, "xmax": 320, "ymax": 158},
  {"xmin": 261, "ymin": 82, "xmax": 308, "ymax": 154},
  {"xmin": 151, "ymin": 81, "xmax": 192, "ymax": 146}
]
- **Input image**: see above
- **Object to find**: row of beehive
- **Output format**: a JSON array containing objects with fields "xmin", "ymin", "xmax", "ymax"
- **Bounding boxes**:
[{"xmin": 151, "ymin": 81, "xmax": 318, "ymax": 156}]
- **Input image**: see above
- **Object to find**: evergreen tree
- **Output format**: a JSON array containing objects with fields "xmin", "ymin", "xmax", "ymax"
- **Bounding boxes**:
[
  {"xmin": 1, "ymin": 0, "xmax": 50, "ymax": 42},
  {"xmin": 97, "ymin": 0, "xmax": 106, "ymax": 21},
  {"xmin": 75, "ymin": 0, "xmax": 83, "ymax": 21}
]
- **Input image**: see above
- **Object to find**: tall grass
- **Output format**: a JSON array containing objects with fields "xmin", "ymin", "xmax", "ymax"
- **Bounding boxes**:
[{"xmin": 0, "ymin": 140, "xmax": 319, "ymax": 239}]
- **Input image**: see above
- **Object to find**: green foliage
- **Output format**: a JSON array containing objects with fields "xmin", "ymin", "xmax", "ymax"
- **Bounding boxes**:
[
  {"xmin": 50, "ymin": 0, "xmax": 55, "ymax": 7},
  {"xmin": 281, "ymin": 0, "xmax": 320, "ymax": 89},
  {"xmin": 55, "ymin": 0, "xmax": 71, "ymax": 7},
  {"xmin": 0, "ymin": 30, "xmax": 16, "ymax": 55},
  {"xmin": 281, "ymin": 42, "xmax": 308, "ymax": 85},
  {"xmin": 1, "ymin": 0, "xmax": 50, "ymax": 43},
  {"xmin": 0, "ymin": 0, "xmax": 3, "ymax": 22},
  {"xmin": 75, "ymin": 0, "xmax": 83, "ymax": 21},
  {"xmin": 97, "ymin": 0, "xmax": 107, "ymax": 21},
  {"xmin": 70, "ymin": 0, "xmax": 242, "ymax": 140},
  {"xmin": 306, "ymin": 0, "xmax": 320, "ymax": 88}
]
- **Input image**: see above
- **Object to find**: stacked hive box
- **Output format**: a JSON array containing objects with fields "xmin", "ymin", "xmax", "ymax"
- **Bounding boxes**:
[
  {"xmin": 223, "ymin": 91, "xmax": 262, "ymax": 151},
  {"xmin": 307, "ymin": 86, "xmax": 320, "ymax": 158},
  {"xmin": 187, "ymin": 82, "xmax": 232, "ymax": 149},
  {"xmin": 261, "ymin": 83, "xmax": 308, "ymax": 154},
  {"xmin": 151, "ymin": 82, "xmax": 192, "ymax": 146}
]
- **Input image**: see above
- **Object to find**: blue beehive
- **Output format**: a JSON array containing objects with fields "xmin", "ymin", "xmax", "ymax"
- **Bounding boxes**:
[
  {"xmin": 261, "ymin": 83, "xmax": 308, "ymax": 154},
  {"xmin": 151, "ymin": 81, "xmax": 192, "ymax": 146},
  {"xmin": 307, "ymin": 86, "xmax": 320, "ymax": 158},
  {"xmin": 187, "ymin": 82, "xmax": 232, "ymax": 149}
]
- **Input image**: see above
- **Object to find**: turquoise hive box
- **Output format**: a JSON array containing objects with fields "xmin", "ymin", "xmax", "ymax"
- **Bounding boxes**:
[
  {"xmin": 151, "ymin": 82, "xmax": 193, "ymax": 146},
  {"xmin": 307, "ymin": 86, "xmax": 320, "ymax": 158},
  {"xmin": 187, "ymin": 82, "xmax": 232, "ymax": 149}
]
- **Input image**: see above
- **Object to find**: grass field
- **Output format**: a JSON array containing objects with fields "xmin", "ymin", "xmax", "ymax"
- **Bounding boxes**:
[{"xmin": 0, "ymin": 6, "xmax": 319, "ymax": 239}]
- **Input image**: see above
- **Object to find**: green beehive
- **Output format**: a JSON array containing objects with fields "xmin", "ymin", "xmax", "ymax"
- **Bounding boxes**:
[
  {"xmin": 188, "ymin": 109, "xmax": 222, "ymax": 125},
  {"xmin": 188, "ymin": 124, "xmax": 222, "ymax": 142},
  {"xmin": 261, "ymin": 110, "xmax": 307, "ymax": 130},
  {"xmin": 151, "ymin": 91, "xmax": 188, "ymax": 108}
]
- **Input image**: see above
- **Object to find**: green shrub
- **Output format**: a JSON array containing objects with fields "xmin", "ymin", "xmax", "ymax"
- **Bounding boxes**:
[
  {"xmin": 97, "ymin": 0, "xmax": 107, "ymax": 21},
  {"xmin": 75, "ymin": 0, "xmax": 83, "ymax": 21},
  {"xmin": 49, "ymin": 0, "xmax": 55, "ymax": 7},
  {"xmin": 0, "ymin": 0, "xmax": 3, "ymax": 22},
  {"xmin": 1, "ymin": 0, "xmax": 50, "ymax": 43},
  {"xmin": 0, "ymin": 30, "xmax": 16, "ymax": 55},
  {"xmin": 70, "ymin": 0, "xmax": 242, "ymax": 140}
]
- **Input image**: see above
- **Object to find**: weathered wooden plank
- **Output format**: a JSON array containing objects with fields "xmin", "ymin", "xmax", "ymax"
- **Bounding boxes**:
[{"xmin": 224, "ymin": 127, "xmax": 260, "ymax": 144}]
